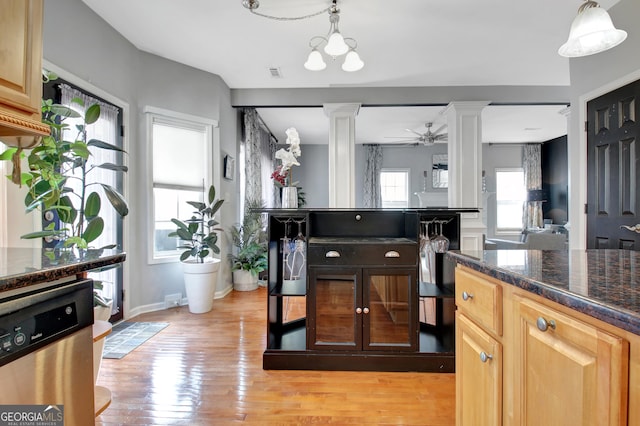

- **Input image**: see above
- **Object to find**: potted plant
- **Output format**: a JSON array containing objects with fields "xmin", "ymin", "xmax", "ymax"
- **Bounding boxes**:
[
  {"xmin": 228, "ymin": 199, "xmax": 267, "ymax": 291},
  {"xmin": 169, "ymin": 184, "xmax": 224, "ymax": 313},
  {"xmin": 0, "ymin": 71, "xmax": 128, "ymax": 309}
]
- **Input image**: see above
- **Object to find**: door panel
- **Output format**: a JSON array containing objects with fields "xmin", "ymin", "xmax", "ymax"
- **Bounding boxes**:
[
  {"xmin": 308, "ymin": 268, "xmax": 360, "ymax": 350},
  {"xmin": 363, "ymin": 268, "xmax": 416, "ymax": 351},
  {"xmin": 587, "ymin": 79, "xmax": 640, "ymax": 250}
]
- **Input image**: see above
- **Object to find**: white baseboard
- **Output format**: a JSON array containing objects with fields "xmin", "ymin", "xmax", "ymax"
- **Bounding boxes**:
[{"xmin": 126, "ymin": 285, "xmax": 233, "ymax": 320}]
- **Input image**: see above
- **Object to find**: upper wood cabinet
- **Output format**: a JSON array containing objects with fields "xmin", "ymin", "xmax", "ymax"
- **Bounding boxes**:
[{"xmin": 0, "ymin": 0, "xmax": 49, "ymax": 146}]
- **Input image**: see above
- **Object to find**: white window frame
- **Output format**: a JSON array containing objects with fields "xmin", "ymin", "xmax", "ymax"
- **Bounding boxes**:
[
  {"xmin": 380, "ymin": 168, "xmax": 410, "ymax": 209},
  {"xmin": 145, "ymin": 106, "xmax": 220, "ymax": 264},
  {"xmin": 0, "ymin": 142, "xmax": 6, "ymax": 247},
  {"xmin": 495, "ymin": 167, "xmax": 526, "ymax": 235}
]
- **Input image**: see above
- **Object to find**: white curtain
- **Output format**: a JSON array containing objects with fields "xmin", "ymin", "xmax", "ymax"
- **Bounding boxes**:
[
  {"xmin": 523, "ymin": 144, "xmax": 543, "ymax": 229},
  {"xmin": 61, "ymin": 84, "xmax": 120, "ymax": 313},
  {"xmin": 363, "ymin": 144, "xmax": 383, "ymax": 208}
]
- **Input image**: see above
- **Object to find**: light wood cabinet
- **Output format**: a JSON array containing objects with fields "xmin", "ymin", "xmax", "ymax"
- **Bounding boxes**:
[
  {"xmin": 455, "ymin": 265, "xmax": 632, "ymax": 425},
  {"xmin": 456, "ymin": 312, "xmax": 502, "ymax": 426},
  {"xmin": 0, "ymin": 0, "xmax": 49, "ymax": 144},
  {"xmin": 513, "ymin": 296, "xmax": 628, "ymax": 426}
]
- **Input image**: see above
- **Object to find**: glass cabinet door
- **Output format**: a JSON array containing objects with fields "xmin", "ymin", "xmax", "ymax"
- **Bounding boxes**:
[
  {"xmin": 308, "ymin": 268, "xmax": 360, "ymax": 351},
  {"xmin": 363, "ymin": 268, "xmax": 417, "ymax": 351}
]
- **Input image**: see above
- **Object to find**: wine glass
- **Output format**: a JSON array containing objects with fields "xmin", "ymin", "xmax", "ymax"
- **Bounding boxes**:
[{"xmin": 431, "ymin": 220, "xmax": 450, "ymax": 253}]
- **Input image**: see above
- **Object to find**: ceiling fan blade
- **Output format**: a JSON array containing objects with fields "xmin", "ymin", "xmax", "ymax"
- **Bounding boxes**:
[
  {"xmin": 434, "ymin": 134, "xmax": 448, "ymax": 141},
  {"xmin": 405, "ymin": 129, "xmax": 424, "ymax": 137},
  {"xmin": 433, "ymin": 124, "xmax": 447, "ymax": 135},
  {"xmin": 385, "ymin": 136, "xmax": 418, "ymax": 139},
  {"xmin": 385, "ymin": 139, "xmax": 420, "ymax": 143}
]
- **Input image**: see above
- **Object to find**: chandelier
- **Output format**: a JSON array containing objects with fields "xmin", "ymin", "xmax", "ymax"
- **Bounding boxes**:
[
  {"xmin": 242, "ymin": 0, "xmax": 364, "ymax": 72},
  {"xmin": 558, "ymin": 0, "xmax": 627, "ymax": 57}
]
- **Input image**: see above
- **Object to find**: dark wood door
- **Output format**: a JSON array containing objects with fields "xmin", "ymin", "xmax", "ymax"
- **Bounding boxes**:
[{"xmin": 587, "ymin": 79, "xmax": 640, "ymax": 250}]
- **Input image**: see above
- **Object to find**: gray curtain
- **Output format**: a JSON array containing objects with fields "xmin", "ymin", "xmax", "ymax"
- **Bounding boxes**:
[
  {"xmin": 363, "ymin": 144, "xmax": 383, "ymax": 208},
  {"xmin": 242, "ymin": 108, "xmax": 277, "ymax": 208},
  {"xmin": 523, "ymin": 144, "xmax": 543, "ymax": 229}
]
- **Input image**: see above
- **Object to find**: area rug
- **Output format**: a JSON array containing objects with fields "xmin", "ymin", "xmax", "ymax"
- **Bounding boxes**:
[{"xmin": 102, "ymin": 321, "xmax": 169, "ymax": 359}]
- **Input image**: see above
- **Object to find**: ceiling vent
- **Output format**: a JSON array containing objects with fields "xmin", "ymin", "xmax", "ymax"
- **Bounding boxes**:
[{"xmin": 268, "ymin": 67, "xmax": 282, "ymax": 78}]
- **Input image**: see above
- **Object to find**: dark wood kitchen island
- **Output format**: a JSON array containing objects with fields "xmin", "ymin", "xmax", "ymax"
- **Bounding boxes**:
[{"xmin": 261, "ymin": 208, "xmax": 477, "ymax": 372}]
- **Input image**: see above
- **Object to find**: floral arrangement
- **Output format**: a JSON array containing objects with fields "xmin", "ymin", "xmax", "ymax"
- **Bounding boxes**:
[{"xmin": 271, "ymin": 127, "xmax": 301, "ymax": 188}]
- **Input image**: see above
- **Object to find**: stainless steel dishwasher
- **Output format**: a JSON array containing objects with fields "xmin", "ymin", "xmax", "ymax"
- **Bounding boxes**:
[{"xmin": 0, "ymin": 278, "xmax": 95, "ymax": 425}]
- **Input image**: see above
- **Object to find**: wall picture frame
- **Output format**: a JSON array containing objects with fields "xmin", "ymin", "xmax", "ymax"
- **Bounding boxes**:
[{"xmin": 224, "ymin": 155, "xmax": 235, "ymax": 180}]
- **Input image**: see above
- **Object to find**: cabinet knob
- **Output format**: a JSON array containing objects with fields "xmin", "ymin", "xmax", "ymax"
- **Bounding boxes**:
[
  {"xmin": 356, "ymin": 307, "xmax": 362, "ymax": 314},
  {"xmin": 325, "ymin": 250, "xmax": 341, "ymax": 258},
  {"xmin": 479, "ymin": 351, "xmax": 493, "ymax": 363},
  {"xmin": 462, "ymin": 291, "xmax": 474, "ymax": 301},
  {"xmin": 536, "ymin": 316, "xmax": 556, "ymax": 332},
  {"xmin": 384, "ymin": 250, "xmax": 400, "ymax": 258},
  {"xmin": 363, "ymin": 307, "xmax": 370, "ymax": 314}
]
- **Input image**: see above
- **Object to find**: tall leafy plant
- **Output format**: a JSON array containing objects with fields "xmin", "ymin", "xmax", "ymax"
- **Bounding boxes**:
[
  {"xmin": 1, "ymin": 76, "xmax": 129, "ymax": 249},
  {"xmin": 228, "ymin": 198, "xmax": 267, "ymax": 275},
  {"xmin": 169, "ymin": 184, "xmax": 224, "ymax": 263}
]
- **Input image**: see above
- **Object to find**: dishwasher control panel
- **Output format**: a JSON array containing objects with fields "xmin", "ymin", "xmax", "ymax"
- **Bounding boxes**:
[{"xmin": 0, "ymin": 279, "xmax": 93, "ymax": 367}]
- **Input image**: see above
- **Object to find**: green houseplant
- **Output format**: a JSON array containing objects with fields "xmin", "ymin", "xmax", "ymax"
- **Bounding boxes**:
[
  {"xmin": 169, "ymin": 184, "xmax": 224, "ymax": 313},
  {"xmin": 0, "ymin": 72, "xmax": 128, "ymax": 309},
  {"xmin": 228, "ymin": 198, "xmax": 267, "ymax": 291}
]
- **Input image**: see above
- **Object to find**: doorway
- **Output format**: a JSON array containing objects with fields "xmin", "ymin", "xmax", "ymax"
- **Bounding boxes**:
[{"xmin": 586, "ymin": 78, "xmax": 640, "ymax": 250}]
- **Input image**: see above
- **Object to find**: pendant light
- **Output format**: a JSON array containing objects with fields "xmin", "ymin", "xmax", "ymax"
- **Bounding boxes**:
[{"xmin": 558, "ymin": 0, "xmax": 627, "ymax": 57}]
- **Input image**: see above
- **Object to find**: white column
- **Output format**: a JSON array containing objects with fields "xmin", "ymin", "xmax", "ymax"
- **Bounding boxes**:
[
  {"xmin": 445, "ymin": 101, "xmax": 489, "ymax": 251},
  {"xmin": 323, "ymin": 103, "xmax": 360, "ymax": 208}
]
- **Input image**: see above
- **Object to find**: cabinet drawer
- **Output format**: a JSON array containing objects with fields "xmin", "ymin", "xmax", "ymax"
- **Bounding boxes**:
[
  {"xmin": 308, "ymin": 238, "xmax": 417, "ymax": 266},
  {"xmin": 455, "ymin": 267, "xmax": 503, "ymax": 336}
]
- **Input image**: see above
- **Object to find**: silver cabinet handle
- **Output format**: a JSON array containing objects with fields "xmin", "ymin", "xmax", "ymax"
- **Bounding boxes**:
[
  {"xmin": 384, "ymin": 250, "xmax": 400, "ymax": 258},
  {"xmin": 621, "ymin": 224, "xmax": 640, "ymax": 234},
  {"xmin": 356, "ymin": 307, "xmax": 362, "ymax": 314},
  {"xmin": 480, "ymin": 352, "xmax": 493, "ymax": 363},
  {"xmin": 325, "ymin": 250, "xmax": 341, "ymax": 258},
  {"xmin": 363, "ymin": 307, "xmax": 370, "ymax": 314},
  {"xmin": 536, "ymin": 317, "xmax": 556, "ymax": 332},
  {"xmin": 462, "ymin": 291, "xmax": 474, "ymax": 301}
]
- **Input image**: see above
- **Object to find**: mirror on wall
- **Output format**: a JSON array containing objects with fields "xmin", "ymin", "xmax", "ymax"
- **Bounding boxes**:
[{"xmin": 432, "ymin": 154, "xmax": 448, "ymax": 188}]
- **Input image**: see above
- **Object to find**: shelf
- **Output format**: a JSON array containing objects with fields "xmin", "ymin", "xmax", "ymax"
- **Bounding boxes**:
[
  {"xmin": 270, "ymin": 280, "xmax": 307, "ymax": 296},
  {"xmin": 92, "ymin": 320, "xmax": 112, "ymax": 342},
  {"xmin": 94, "ymin": 385, "xmax": 112, "ymax": 417},
  {"xmin": 419, "ymin": 325, "xmax": 455, "ymax": 354},
  {"xmin": 419, "ymin": 282, "xmax": 454, "ymax": 298},
  {"xmin": 268, "ymin": 325, "xmax": 306, "ymax": 351}
]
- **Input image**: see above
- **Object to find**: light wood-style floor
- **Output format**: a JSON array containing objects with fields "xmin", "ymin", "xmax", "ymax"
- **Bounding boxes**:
[{"xmin": 96, "ymin": 287, "xmax": 455, "ymax": 425}]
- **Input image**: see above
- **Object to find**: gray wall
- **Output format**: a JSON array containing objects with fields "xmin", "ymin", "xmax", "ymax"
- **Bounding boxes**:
[{"xmin": 38, "ymin": 0, "xmax": 238, "ymax": 313}]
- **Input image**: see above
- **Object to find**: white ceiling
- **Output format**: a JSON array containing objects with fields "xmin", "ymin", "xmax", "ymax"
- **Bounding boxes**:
[{"xmin": 80, "ymin": 0, "xmax": 621, "ymax": 143}]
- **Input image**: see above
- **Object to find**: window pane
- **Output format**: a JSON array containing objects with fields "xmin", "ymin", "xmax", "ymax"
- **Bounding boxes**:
[
  {"xmin": 381, "ymin": 170, "xmax": 409, "ymax": 208},
  {"xmin": 150, "ymin": 113, "xmax": 210, "ymax": 261},
  {"xmin": 496, "ymin": 170, "xmax": 525, "ymax": 231},
  {"xmin": 153, "ymin": 188, "xmax": 203, "ymax": 256}
]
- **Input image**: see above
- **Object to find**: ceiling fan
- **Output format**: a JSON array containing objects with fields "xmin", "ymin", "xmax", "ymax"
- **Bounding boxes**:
[{"xmin": 385, "ymin": 122, "xmax": 448, "ymax": 146}]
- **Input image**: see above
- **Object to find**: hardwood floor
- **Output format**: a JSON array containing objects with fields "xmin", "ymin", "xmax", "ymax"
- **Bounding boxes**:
[{"xmin": 96, "ymin": 287, "xmax": 455, "ymax": 425}]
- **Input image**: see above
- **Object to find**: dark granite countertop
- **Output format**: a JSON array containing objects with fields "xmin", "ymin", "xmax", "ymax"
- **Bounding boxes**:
[
  {"xmin": 446, "ymin": 249, "xmax": 640, "ymax": 335},
  {"xmin": 0, "ymin": 247, "xmax": 126, "ymax": 294}
]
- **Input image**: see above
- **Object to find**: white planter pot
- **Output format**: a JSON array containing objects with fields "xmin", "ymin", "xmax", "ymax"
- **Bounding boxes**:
[
  {"xmin": 233, "ymin": 269, "xmax": 259, "ymax": 292},
  {"xmin": 182, "ymin": 258, "xmax": 220, "ymax": 314},
  {"xmin": 93, "ymin": 300, "xmax": 113, "ymax": 322}
]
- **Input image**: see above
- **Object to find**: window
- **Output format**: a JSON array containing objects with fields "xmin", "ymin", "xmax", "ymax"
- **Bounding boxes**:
[
  {"xmin": 147, "ymin": 108, "xmax": 216, "ymax": 262},
  {"xmin": 495, "ymin": 168, "xmax": 526, "ymax": 232},
  {"xmin": 380, "ymin": 169, "xmax": 410, "ymax": 208}
]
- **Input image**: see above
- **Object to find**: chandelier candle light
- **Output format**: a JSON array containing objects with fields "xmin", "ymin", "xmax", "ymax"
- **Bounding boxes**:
[
  {"xmin": 304, "ymin": 0, "xmax": 364, "ymax": 72},
  {"xmin": 242, "ymin": 0, "xmax": 363, "ymax": 72}
]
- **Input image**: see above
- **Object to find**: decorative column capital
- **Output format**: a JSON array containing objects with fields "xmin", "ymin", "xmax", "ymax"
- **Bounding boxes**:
[{"xmin": 323, "ymin": 103, "xmax": 361, "ymax": 117}]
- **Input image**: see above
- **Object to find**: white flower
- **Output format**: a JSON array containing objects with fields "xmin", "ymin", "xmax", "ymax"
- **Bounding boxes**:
[
  {"xmin": 275, "ymin": 148, "xmax": 300, "ymax": 173},
  {"xmin": 285, "ymin": 127, "xmax": 300, "ymax": 145}
]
